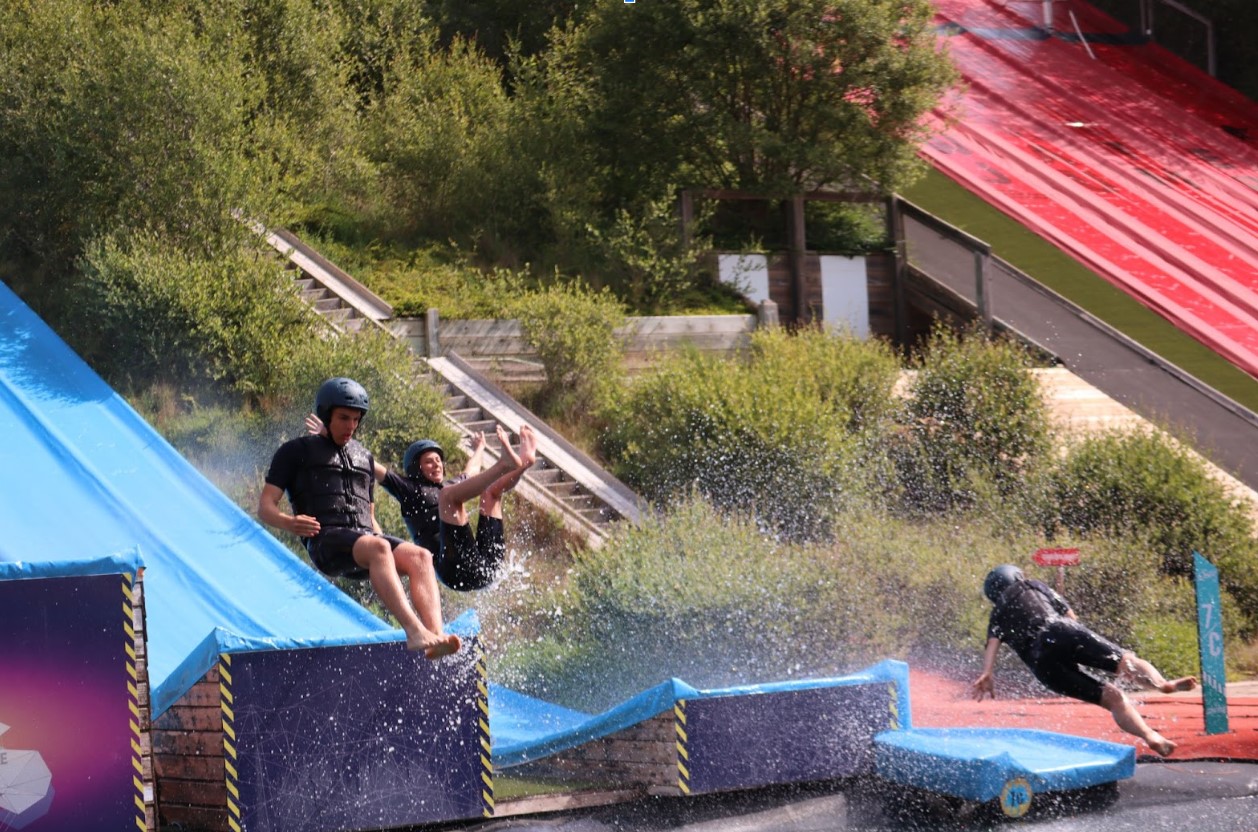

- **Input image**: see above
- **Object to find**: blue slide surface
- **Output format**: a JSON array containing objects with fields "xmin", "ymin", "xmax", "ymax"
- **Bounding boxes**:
[{"xmin": 0, "ymin": 281, "xmax": 402, "ymax": 717}]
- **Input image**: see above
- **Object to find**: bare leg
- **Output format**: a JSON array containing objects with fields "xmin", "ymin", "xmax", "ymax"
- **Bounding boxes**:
[
  {"xmin": 480, "ymin": 424, "xmax": 538, "ymax": 519},
  {"xmin": 1118, "ymin": 651, "xmax": 1198, "ymax": 694},
  {"xmin": 393, "ymin": 543, "xmax": 445, "ymax": 634},
  {"xmin": 439, "ymin": 424, "xmax": 521, "ymax": 524},
  {"xmin": 353, "ymin": 537, "xmax": 460, "ymax": 659},
  {"xmin": 1100, "ymin": 683, "xmax": 1176, "ymax": 757}
]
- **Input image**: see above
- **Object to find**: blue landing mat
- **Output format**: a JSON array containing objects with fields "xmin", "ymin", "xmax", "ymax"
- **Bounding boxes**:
[{"xmin": 874, "ymin": 728, "xmax": 1135, "ymax": 804}]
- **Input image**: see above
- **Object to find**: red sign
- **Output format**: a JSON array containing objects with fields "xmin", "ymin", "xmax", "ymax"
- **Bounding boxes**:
[{"xmin": 1034, "ymin": 547, "xmax": 1080, "ymax": 567}]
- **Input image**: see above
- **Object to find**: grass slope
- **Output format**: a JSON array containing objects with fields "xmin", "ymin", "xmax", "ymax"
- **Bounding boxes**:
[{"xmin": 901, "ymin": 169, "xmax": 1258, "ymax": 414}]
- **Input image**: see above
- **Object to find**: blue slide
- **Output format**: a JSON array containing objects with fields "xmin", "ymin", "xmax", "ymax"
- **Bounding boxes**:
[{"xmin": 0, "ymin": 281, "xmax": 400, "ymax": 717}]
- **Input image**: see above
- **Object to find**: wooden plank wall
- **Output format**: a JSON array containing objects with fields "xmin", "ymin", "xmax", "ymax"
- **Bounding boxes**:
[
  {"xmin": 151, "ymin": 667, "xmax": 228, "ymax": 831},
  {"xmin": 504, "ymin": 713, "xmax": 679, "ymax": 797},
  {"xmin": 133, "ymin": 573, "xmax": 157, "ymax": 832},
  {"xmin": 392, "ymin": 251, "xmax": 903, "ymax": 365}
]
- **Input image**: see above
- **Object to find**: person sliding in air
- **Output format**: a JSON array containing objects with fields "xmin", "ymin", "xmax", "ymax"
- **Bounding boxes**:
[
  {"xmin": 306, "ymin": 414, "xmax": 537, "ymax": 591},
  {"xmin": 973, "ymin": 564, "xmax": 1196, "ymax": 757},
  {"xmin": 259, "ymin": 378, "xmax": 460, "ymax": 659}
]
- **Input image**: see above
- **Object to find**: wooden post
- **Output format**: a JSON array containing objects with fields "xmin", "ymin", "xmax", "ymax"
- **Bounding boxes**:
[
  {"xmin": 425, "ymin": 307, "xmax": 441, "ymax": 357},
  {"xmin": 975, "ymin": 249, "xmax": 993, "ymax": 334},
  {"xmin": 757, "ymin": 299, "xmax": 779, "ymax": 329},
  {"xmin": 787, "ymin": 195, "xmax": 807, "ymax": 324},
  {"xmin": 886, "ymin": 196, "xmax": 908, "ymax": 352},
  {"xmin": 678, "ymin": 190, "xmax": 694, "ymax": 250}
]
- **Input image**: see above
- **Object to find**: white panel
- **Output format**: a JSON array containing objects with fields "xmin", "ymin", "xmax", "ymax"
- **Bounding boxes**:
[
  {"xmin": 718, "ymin": 254, "xmax": 770, "ymax": 305},
  {"xmin": 819, "ymin": 255, "xmax": 869, "ymax": 338}
]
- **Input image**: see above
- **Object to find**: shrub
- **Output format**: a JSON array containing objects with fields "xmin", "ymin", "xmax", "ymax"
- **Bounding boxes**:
[
  {"xmin": 1050, "ymin": 428, "xmax": 1258, "ymax": 632},
  {"xmin": 601, "ymin": 327, "xmax": 901, "ymax": 540},
  {"xmin": 510, "ymin": 279, "xmax": 626, "ymax": 420},
  {"xmin": 79, "ymin": 232, "xmax": 314, "ymax": 399},
  {"xmin": 495, "ymin": 494, "xmax": 852, "ymax": 710},
  {"xmin": 893, "ymin": 325, "xmax": 1051, "ymax": 513}
]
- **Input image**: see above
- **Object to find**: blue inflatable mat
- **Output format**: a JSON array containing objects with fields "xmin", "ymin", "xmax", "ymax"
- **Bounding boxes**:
[{"xmin": 875, "ymin": 728, "xmax": 1134, "ymax": 809}]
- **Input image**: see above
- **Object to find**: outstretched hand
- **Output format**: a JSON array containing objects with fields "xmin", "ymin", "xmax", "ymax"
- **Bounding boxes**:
[
  {"xmin": 305, "ymin": 413, "xmax": 326, "ymax": 437},
  {"xmin": 971, "ymin": 672, "xmax": 995, "ymax": 702}
]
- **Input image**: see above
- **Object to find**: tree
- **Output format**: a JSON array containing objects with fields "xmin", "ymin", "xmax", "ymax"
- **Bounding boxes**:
[{"xmin": 538, "ymin": 0, "xmax": 957, "ymax": 207}]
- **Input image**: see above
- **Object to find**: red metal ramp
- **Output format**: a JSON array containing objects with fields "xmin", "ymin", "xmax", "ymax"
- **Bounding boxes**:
[{"xmin": 924, "ymin": 0, "xmax": 1258, "ymax": 378}]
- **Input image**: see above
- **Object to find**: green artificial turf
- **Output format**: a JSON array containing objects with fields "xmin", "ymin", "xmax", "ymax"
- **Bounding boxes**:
[{"xmin": 901, "ymin": 169, "xmax": 1258, "ymax": 414}]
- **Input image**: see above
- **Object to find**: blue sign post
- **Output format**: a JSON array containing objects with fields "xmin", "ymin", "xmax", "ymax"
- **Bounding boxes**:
[{"xmin": 1193, "ymin": 552, "xmax": 1229, "ymax": 735}]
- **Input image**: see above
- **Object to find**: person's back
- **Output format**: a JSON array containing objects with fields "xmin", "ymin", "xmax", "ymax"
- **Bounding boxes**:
[{"xmin": 987, "ymin": 579, "xmax": 1069, "ymax": 664}]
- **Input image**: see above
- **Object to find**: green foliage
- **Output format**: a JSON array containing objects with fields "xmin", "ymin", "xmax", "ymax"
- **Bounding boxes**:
[
  {"xmin": 0, "ymin": 1, "xmax": 277, "ymax": 278},
  {"xmin": 893, "ymin": 325, "xmax": 1051, "ymax": 513},
  {"xmin": 601, "ymin": 327, "xmax": 901, "ymax": 539},
  {"xmin": 509, "ymin": 280, "xmax": 626, "ymax": 420},
  {"xmin": 423, "ymin": 0, "xmax": 580, "ymax": 67},
  {"xmin": 579, "ymin": 193, "xmax": 715, "ymax": 315},
  {"xmin": 538, "ymin": 0, "xmax": 956, "ymax": 205},
  {"xmin": 364, "ymin": 34, "xmax": 547, "ymax": 257},
  {"xmin": 1050, "ymin": 429, "xmax": 1258, "ymax": 631},
  {"xmin": 79, "ymin": 232, "xmax": 313, "ymax": 399}
]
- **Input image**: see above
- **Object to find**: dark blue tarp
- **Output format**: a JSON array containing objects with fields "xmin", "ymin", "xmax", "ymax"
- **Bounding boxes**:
[
  {"xmin": 491, "ymin": 659, "xmax": 911, "ymax": 767},
  {"xmin": 875, "ymin": 727, "xmax": 1136, "ymax": 801}
]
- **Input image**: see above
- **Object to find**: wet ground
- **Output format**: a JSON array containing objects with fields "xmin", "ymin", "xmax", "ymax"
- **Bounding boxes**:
[
  {"xmin": 449, "ymin": 761, "xmax": 1258, "ymax": 831},
  {"xmin": 436, "ymin": 671, "xmax": 1257, "ymax": 832}
]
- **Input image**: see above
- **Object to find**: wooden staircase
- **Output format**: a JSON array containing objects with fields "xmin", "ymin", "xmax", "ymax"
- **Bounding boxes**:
[{"xmin": 261, "ymin": 226, "xmax": 645, "ymax": 546}]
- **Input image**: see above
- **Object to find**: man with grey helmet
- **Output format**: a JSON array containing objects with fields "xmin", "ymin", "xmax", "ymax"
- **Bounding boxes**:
[{"xmin": 259, "ymin": 377, "xmax": 461, "ymax": 660}]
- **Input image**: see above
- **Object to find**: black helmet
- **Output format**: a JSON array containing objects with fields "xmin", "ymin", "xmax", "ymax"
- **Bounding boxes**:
[
  {"xmin": 403, "ymin": 439, "xmax": 444, "ymax": 477},
  {"xmin": 315, "ymin": 377, "xmax": 369, "ymax": 425},
  {"xmin": 983, "ymin": 564, "xmax": 1024, "ymax": 603}
]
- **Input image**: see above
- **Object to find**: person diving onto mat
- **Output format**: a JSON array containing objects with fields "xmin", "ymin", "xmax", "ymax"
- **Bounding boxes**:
[{"xmin": 972, "ymin": 564, "xmax": 1196, "ymax": 757}]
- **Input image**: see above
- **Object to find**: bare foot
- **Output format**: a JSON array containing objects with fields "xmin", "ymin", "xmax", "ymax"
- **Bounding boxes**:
[
  {"xmin": 1147, "ymin": 734, "xmax": 1177, "ymax": 757},
  {"xmin": 495, "ymin": 423, "xmax": 521, "ymax": 468},
  {"xmin": 423, "ymin": 633, "xmax": 462, "ymax": 661},
  {"xmin": 404, "ymin": 627, "xmax": 447, "ymax": 654},
  {"xmin": 1160, "ymin": 676, "xmax": 1198, "ymax": 694},
  {"xmin": 517, "ymin": 423, "xmax": 537, "ymax": 468}
]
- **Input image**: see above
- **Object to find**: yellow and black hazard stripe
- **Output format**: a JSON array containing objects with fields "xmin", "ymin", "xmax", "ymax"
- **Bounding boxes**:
[
  {"xmin": 675, "ymin": 699, "xmax": 691, "ymax": 795},
  {"xmin": 477, "ymin": 646, "xmax": 494, "ymax": 817},
  {"xmin": 888, "ymin": 682, "xmax": 901, "ymax": 731},
  {"xmin": 219, "ymin": 654, "xmax": 242, "ymax": 832},
  {"xmin": 123, "ymin": 572, "xmax": 146, "ymax": 832}
]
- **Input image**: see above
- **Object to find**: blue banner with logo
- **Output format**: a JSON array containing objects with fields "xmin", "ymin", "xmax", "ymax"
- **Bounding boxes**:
[{"xmin": 1193, "ymin": 552, "xmax": 1229, "ymax": 735}]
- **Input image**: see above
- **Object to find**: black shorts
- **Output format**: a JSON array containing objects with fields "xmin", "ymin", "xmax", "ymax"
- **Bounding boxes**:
[
  {"xmin": 435, "ymin": 515, "xmax": 504, "ymax": 592},
  {"xmin": 307, "ymin": 527, "xmax": 405, "ymax": 580},
  {"xmin": 1029, "ymin": 619, "xmax": 1124, "ymax": 705}
]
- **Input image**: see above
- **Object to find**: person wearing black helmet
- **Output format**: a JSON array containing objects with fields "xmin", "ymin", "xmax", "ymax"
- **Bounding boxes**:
[
  {"xmin": 259, "ymin": 378, "xmax": 461, "ymax": 660},
  {"xmin": 973, "ymin": 564, "xmax": 1196, "ymax": 757},
  {"xmin": 303, "ymin": 416, "xmax": 537, "ymax": 591}
]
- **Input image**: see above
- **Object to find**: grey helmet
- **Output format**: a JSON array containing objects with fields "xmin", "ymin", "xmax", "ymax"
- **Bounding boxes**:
[
  {"xmin": 403, "ymin": 439, "xmax": 444, "ymax": 477},
  {"xmin": 315, "ymin": 377, "xmax": 369, "ymax": 425},
  {"xmin": 983, "ymin": 564, "xmax": 1025, "ymax": 603}
]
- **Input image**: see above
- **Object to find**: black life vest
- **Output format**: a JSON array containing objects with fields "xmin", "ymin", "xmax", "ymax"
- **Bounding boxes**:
[{"xmin": 290, "ymin": 436, "xmax": 375, "ymax": 532}]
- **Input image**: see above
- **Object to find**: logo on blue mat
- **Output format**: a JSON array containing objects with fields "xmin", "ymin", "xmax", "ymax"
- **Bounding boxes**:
[{"xmin": 1000, "ymin": 777, "xmax": 1032, "ymax": 818}]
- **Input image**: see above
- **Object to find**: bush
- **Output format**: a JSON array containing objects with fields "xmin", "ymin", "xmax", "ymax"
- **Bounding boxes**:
[
  {"xmin": 893, "ymin": 325, "xmax": 1051, "ymax": 513},
  {"xmin": 495, "ymin": 494, "xmax": 853, "ymax": 710},
  {"xmin": 510, "ymin": 279, "xmax": 626, "ymax": 420},
  {"xmin": 601, "ymin": 327, "xmax": 901, "ymax": 540},
  {"xmin": 79, "ymin": 232, "xmax": 314, "ymax": 399},
  {"xmin": 1050, "ymin": 428, "xmax": 1258, "ymax": 632}
]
